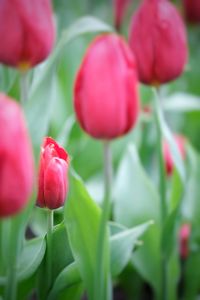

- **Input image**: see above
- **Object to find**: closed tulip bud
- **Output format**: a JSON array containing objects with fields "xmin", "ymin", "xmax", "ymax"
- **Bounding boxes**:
[
  {"xmin": 182, "ymin": 0, "xmax": 200, "ymax": 24},
  {"xmin": 37, "ymin": 137, "xmax": 69, "ymax": 210},
  {"xmin": 74, "ymin": 34, "xmax": 139, "ymax": 140},
  {"xmin": 113, "ymin": 0, "xmax": 131, "ymax": 31},
  {"xmin": 0, "ymin": 94, "xmax": 34, "ymax": 218},
  {"xmin": 129, "ymin": 0, "xmax": 188, "ymax": 85},
  {"xmin": 179, "ymin": 223, "xmax": 191, "ymax": 260},
  {"xmin": 0, "ymin": 0, "xmax": 55, "ymax": 70},
  {"xmin": 163, "ymin": 135, "xmax": 186, "ymax": 176}
]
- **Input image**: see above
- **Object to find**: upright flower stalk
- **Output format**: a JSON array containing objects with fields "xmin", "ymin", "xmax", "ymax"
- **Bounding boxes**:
[
  {"xmin": 20, "ymin": 71, "xmax": 29, "ymax": 105},
  {"xmin": 46, "ymin": 209, "xmax": 54, "ymax": 291},
  {"xmin": 153, "ymin": 88, "xmax": 167, "ymax": 300},
  {"xmin": 95, "ymin": 141, "xmax": 113, "ymax": 300}
]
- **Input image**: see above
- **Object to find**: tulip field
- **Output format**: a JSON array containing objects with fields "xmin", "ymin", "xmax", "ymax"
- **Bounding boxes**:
[{"xmin": 1, "ymin": 0, "xmax": 200, "ymax": 299}]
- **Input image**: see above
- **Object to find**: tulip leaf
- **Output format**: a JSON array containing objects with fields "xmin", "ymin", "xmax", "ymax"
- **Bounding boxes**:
[
  {"xmin": 0, "ymin": 65, "xmax": 17, "ymax": 93},
  {"xmin": 65, "ymin": 174, "xmax": 101, "ymax": 300},
  {"xmin": 54, "ymin": 16, "xmax": 113, "ymax": 62},
  {"xmin": 113, "ymin": 144, "xmax": 162, "ymax": 296},
  {"xmin": 153, "ymin": 89, "xmax": 186, "ymax": 183},
  {"xmin": 162, "ymin": 169, "xmax": 184, "ymax": 258},
  {"xmin": 163, "ymin": 93, "xmax": 200, "ymax": 112},
  {"xmin": 37, "ymin": 222, "xmax": 74, "ymax": 300},
  {"xmin": 49, "ymin": 219, "xmax": 152, "ymax": 299},
  {"xmin": 110, "ymin": 221, "xmax": 153, "ymax": 277},
  {"xmin": 17, "ymin": 236, "xmax": 46, "ymax": 281}
]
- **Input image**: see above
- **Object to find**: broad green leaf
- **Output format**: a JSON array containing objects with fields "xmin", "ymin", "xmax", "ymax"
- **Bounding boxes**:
[
  {"xmin": 24, "ymin": 64, "xmax": 56, "ymax": 158},
  {"xmin": 48, "ymin": 262, "xmax": 80, "ymax": 300},
  {"xmin": 163, "ymin": 93, "xmax": 200, "ymax": 112},
  {"xmin": 182, "ymin": 144, "xmax": 200, "ymax": 225},
  {"xmin": 65, "ymin": 174, "xmax": 101, "ymax": 300},
  {"xmin": 0, "ymin": 66, "xmax": 17, "ymax": 93},
  {"xmin": 49, "ymin": 221, "xmax": 151, "ymax": 299},
  {"xmin": 1, "ymin": 193, "xmax": 36, "ymax": 272},
  {"xmin": 162, "ymin": 170, "xmax": 184, "ymax": 258},
  {"xmin": 53, "ymin": 16, "xmax": 113, "ymax": 63},
  {"xmin": 17, "ymin": 237, "xmax": 46, "ymax": 281},
  {"xmin": 37, "ymin": 222, "xmax": 74, "ymax": 300},
  {"xmin": 110, "ymin": 221, "xmax": 153, "ymax": 277},
  {"xmin": 183, "ymin": 252, "xmax": 200, "ymax": 299},
  {"xmin": 153, "ymin": 89, "xmax": 185, "ymax": 183},
  {"xmin": 113, "ymin": 144, "xmax": 161, "ymax": 295}
]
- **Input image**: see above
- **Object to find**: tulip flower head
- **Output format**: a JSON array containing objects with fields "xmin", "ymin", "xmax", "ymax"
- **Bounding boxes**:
[
  {"xmin": 129, "ymin": 0, "xmax": 188, "ymax": 85},
  {"xmin": 0, "ymin": 0, "xmax": 55, "ymax": 70},
  {"xmin": 163, "ymin": 135, "xmax": 186, "ymax": 176},
  {"xmin": 113, "ymin": 0, "xmax": 131, "ymax": 31},
  {"xmin": 179, "ymin": 223, "xmax": 191, "ymax": 260},
  {"xmin": 37, "ymin": 137, "xmax": 69, "ymax": 210},
  {"xmin": 182, "ymin": 0, "xmax": 200, "ymax": 23},
  {"xmin": 74, "ymin": 34, "xmax": 139, "ymax": 140},
  {"xmin": 0, "ymin": 94, "xmax": 34, "ymax": 218}
]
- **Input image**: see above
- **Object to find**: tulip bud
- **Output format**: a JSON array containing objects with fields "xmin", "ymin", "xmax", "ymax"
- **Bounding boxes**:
[
  {"xmin": 0, "ymin": 94, "xmax": 34, "ymax": 218},
  {"xmin": 179, "ymin": 223, "xmax": 191, "ymax": 260},
  {"xmin": 113, "ymin": 0, "xmax": 131, "ymax": 31},
  {"xmin": 74, "ymin": 34, "xmax": 139, "ymax": 140},
  {"xmin": 129, "ymin": 0, "xmax": 188, "ymax": 85},
  {"xmin": 182, "ymin": 0, "xmax": 200, "ymax": 24},
  {"xmin": 163, "ymin": 135, "xmax": 186, "ymax": 176},
  {"xmin": 37, "ymin": 137, "xmax": 69, "ymax": 210},
  {"xmin": 0, "ymin": 0, "xmax": 55, "ymax": 70}
]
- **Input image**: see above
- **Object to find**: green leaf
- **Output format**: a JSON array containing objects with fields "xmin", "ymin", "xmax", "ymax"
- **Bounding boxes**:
[
  {"xmin": 54, "ymin": 16, "xmax": 113, "ymax": 62},
  {"xmin": 65, "ymin": 174, "xmax": 101, "ymax": 300},
  {"xmin": 17, "ymin": 237, "xmax": 46, "ymax": 281},
  {"xmin": 162, "ymin": 170, "xmax": 184, "ymax": 258},
  {"xmin": 154, "ymin": 89, "xmax": 186, "ymax": 183},
  {"xmin": 163, "ymin": 93, "xmax": 200, "ymax": 112},
  {"xmin": 110, "ymin": 221, "xmax": 153, "ymax": 277},
  {"xmin": 49, "ymin": 221, "xmax": 152, "ymax": 300},
  {"xmin": 183, "ymin": 252, "xmax": 200, "ymax": 299},
  {"xmin": 48, "ymin": 262, "xmax": 80, "ymax": 300},
  {"xmin": 24, "ymin": 64, "xmax": 56, "ymax": 158},
  {"xmin": 0, "ymin": 66, "xmax": 17, "ymax": 93},
  {"xmin": 113, "ymin": 144, "xmax": 162, "ymax": 295},
  {"xmin": 37, "ymin": 222, "xmax": 74, "ymax": 300}
]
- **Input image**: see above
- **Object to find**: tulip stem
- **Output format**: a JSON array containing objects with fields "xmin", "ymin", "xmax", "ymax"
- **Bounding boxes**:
[
  {"xmin": 153, "ymin": 87, "xmax": 168, "ymax": 300},
  {"xmin": 20, "ymin": 71, "xmax": 29, "ymax": 104},
  {"xmin": 94, "ymin": 141, "xmax": 112, "ymax": 300},
  {"xmin": 47, "ymin": 209, "xmax": 54, "ymax": 292},
  {"xmin": 4, "ymin": 264, "xmax": 17, "ymax": 300}
]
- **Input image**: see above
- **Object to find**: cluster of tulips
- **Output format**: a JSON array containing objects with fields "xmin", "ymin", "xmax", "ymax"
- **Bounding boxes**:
[{"xmin": 0, "ymin": 0, "xmax": 200, "ymax": 299}]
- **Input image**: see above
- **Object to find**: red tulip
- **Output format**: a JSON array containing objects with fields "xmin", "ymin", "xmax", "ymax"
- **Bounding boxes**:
[
  {"xmin": 74, "ymin": 34, "xmax": 139, "ymax": 140},
  {"xmin": 163, "ymin": 135, "xmax": 186, "ymax": 176},
  {"xmin": 129, "ymin": 0, "xmax": 188, "ymax": 85},
  {"xmin": 37, "ymin": 137, "xmax": 69, "ymax": 210},
  {"xmin": 0, "ymin": 0, "xmax": 55, "ymax": 70},
  {"xmin": 183, "ymin": 0, "xmax": 200, "ymax": 23},
  {"xmin": 179, "ymin": 223, "xmax": 191, "ymax": 259},
  {"xmin": 0, "ymin": 94, "xmax": 34, "ymax": 218},
  {"xmin": 113, "ymin": 0, "xmax": 131, "ymax": 31}
]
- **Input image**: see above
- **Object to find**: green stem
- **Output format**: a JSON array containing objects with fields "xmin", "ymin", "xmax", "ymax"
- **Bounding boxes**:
[
  {"xmin": 4, "ymin": 220, "xmax": 18, "ymax": 300},
  {"xmin": 94, "ymin": 141, "xmax": 112, "ymax": 300},
  {"xmin": 47, "ymin": 209, "xmax": 54, "ymax": 291},
  {"xmin": 20, "ymin": 71, "xmax": 29, "ymax": 104},
  {"xmin": 153, "ymin": 87, "xmax": 168, "ymax": 300}
]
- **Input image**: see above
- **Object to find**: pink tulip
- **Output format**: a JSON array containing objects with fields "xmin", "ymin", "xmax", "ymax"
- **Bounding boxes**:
[
  {"xmin": 74, "ymin": 34, "xmax": 139, "ymax": 140},
  {"xmin": 113, "ymin": 0, "xmax": 131, "ymax": 31},
  {"xmin": 37, "ymin": 137, "xmax": 69, "ymax": 210},
  {"xmin": 179, "ymin": 223, "xmax": 191, "ymax": 259},
  {"xmin": 183, "ymin": 0, "xmax": 200, "ymax": 23},
  {"xmin": 0, "ymin": 94, "xmax": 34, "ymax": 217},
  {"xmin": 0, "ymin": 0, "xmax": 55, "ymax": 70},
  {"xmin": 129, "ymin": 0, "xmax": 188, "ymax": 85},
  {"xmin": 163, "ymin": 135, "xmax": 186, "ymax": 176}
]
